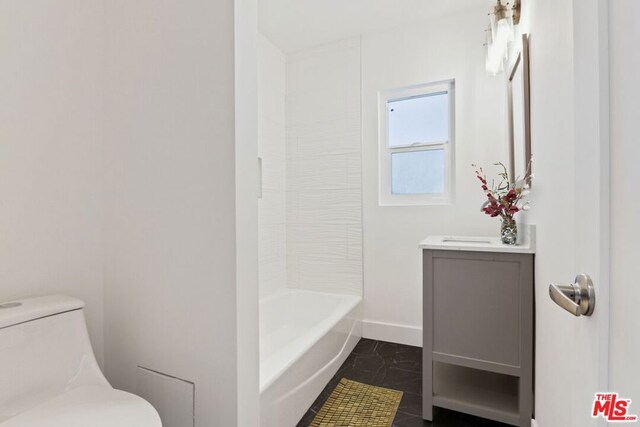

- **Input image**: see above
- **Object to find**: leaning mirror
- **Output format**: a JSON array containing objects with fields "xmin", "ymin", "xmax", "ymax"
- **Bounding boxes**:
[{"xmin": 508, "ymin": 33, "xmax": 532, "ymax": 184}]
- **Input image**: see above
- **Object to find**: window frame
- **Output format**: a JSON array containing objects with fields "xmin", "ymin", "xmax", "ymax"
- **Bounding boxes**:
[{"xmin": 378, "ymin": 80, "xmax": 455, "ymax": 206}]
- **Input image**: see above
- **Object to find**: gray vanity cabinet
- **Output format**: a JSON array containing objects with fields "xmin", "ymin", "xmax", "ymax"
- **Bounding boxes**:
[{"xmin": 422, "ymin": 249, "xmax": 534, "ymax": 427}]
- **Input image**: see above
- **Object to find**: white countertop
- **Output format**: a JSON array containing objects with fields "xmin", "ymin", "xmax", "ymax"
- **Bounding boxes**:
[{"xmin": 419, "ymin": 224, "xmax": 536, "ymax": 254}]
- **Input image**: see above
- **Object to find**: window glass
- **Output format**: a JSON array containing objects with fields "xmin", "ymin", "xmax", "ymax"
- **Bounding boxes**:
[
  {"xmin": 387, "ymin": 92, "xmax": 448, "ymax": 147},
  {"xmin": 391, "ymin": 149, "xmax": 445, "ymax": 195}
]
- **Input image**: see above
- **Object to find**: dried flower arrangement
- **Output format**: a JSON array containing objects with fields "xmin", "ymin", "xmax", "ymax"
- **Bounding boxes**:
[{"xmin": 472, "ymin": 162, "xmax": 531, "ymax": 244}]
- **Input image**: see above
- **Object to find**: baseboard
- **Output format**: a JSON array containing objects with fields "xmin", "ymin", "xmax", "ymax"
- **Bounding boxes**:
[{"xmin": 362, "ymin": 320, "xmax": 422, "ymax": 347}]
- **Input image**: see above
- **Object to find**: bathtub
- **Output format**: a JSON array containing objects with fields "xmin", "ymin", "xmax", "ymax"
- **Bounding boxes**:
[{"xmin": 259, "ymin": 289, "xmax": 362, "ymax": 427}]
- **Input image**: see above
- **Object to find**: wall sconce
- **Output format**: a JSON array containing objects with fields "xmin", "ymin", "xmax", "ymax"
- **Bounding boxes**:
[
  {"xmin": 512, "ymin": 0, "xmax": 521, "ymax": 25},
  {"xmin": 485, "ymin": 0, "xmax": 521, "ymax": 75}
]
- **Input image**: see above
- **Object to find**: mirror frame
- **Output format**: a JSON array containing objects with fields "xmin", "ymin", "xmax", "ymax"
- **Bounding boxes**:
[{"xmin": 508, "ymin": 33, "xmax": 532, "ymax": 185}]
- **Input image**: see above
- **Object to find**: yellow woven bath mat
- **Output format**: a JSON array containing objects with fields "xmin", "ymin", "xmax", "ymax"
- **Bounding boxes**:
[{"xmin": 310, "ymin": 378, "xmax": 403, "ymax": 427}]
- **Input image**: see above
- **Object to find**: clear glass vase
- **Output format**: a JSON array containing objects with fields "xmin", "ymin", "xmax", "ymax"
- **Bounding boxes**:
[{"xmin": 501, "ymin": 217, "xmax": 518, "ymax": 245}]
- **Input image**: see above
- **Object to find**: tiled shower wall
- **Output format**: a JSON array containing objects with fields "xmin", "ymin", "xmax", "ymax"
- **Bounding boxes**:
[
  {"xmin": 285, "ymin": 38, "xmax": 363, "ymax": 295},
  {"xmin": 258, "ymin": 35, "xmax": 287, "ymax": 297}
]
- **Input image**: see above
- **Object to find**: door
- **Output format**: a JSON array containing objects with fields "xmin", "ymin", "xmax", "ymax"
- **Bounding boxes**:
[
  {"xmin": 534, "ymin": 1, "xmax": 639, "ymax": 426},
  {"xmin": 568, "ymin": 1, "xmax": 610, "ymax": 426}
]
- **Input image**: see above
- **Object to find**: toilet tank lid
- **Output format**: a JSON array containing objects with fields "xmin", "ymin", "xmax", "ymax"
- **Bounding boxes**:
[{"xmin": 0, "ymin": 296, "xmax": 85, "ymax": 329}]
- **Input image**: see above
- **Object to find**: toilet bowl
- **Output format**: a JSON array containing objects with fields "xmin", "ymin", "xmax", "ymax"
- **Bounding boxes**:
[{"xmin": 0, "ymin": 296, "xmax": 161, "ymax": 427}]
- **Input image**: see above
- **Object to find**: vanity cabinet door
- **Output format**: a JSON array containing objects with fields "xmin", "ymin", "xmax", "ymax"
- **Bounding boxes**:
[{"xmin": 431, "ymin": 252, "xmax": 526, "ymax": 367}]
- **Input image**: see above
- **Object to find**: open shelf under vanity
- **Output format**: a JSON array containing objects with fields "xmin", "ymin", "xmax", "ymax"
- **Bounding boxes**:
[{"xmin": 433, "ymin": 362, "xmax": 520, "ymax": 425}]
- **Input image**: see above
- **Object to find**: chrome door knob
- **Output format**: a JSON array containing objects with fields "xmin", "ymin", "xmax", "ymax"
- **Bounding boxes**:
[{"xmin": 549, "ymin": 274, "xmax": 596, "ymax": 317}]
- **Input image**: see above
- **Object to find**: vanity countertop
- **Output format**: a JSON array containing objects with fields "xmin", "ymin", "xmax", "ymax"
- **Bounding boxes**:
[{"xmin": 419, "ymin": 224, "xmax": 536, "ymax": 254}]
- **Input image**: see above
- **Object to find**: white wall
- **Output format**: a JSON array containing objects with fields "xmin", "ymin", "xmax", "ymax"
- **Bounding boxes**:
[
  {"xmin": 361, "ymin": 9, "xmax": 508, "ymax": 345},
  {"xmin": 258, "ymin": 35, "xmax": 287, "ymax": 297},
  {"xmin": 102, "ymin": 0, "xmax": 242, "ymax": 425},
  {"xmin": 286, "ymin": 38, "xmax": 363, "ymax": 296},
  {"xmin": 609, "ymin": 0, "xmax": 640, "ymax": 405},
  {"xmin": 0, "ymin": 1, "xmax": 258, "ymax": 424},
  {"xmin": 0, "ymin": 0, "xmax": 105, "ymax": 364}
]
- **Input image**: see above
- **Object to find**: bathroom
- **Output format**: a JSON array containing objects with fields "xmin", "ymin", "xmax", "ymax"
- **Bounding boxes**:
[{"xmin": 0, "ymin": 1, "xmax": 638, "ymax": 427}]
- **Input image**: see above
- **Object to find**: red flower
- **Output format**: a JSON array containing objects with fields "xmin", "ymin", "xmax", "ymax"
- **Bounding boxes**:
[{"xmin": 474, "ymin": 162, "xmax": 529, "ymax": 220}]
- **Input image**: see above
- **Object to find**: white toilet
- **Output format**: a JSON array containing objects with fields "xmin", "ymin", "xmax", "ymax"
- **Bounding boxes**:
[{"xmin": 0, "ymin": 295, "xmax": 161, "ymax": 427}]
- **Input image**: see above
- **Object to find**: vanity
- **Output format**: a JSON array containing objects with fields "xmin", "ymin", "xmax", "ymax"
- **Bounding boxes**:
[{"xmin": 420, "ymin": 228, "xmax": 535, "ymax": 427}]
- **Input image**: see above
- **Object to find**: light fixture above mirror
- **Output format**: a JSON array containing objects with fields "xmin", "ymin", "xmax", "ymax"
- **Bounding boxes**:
[{"xmin": 485, "ymin": 0, "xmax": 521, "ymax": 75}]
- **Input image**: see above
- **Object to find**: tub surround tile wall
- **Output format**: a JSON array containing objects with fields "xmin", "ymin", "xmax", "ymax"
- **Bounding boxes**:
[
  {"xmin": 258, "ymin": 36, "xmax": 364, "ymax": 299},
  {"xmin": 286, "ymin": 38, "xmax": 363, "ymax": 296},
  {"xmin": 258, "ymin": 35, "xmax": 287, "ymax": 297}
]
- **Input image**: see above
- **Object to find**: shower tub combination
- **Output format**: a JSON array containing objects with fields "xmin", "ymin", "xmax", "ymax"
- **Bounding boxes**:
[{"xmin": 259, "ymin": 288, "xmax": 362, "ymax": 427}]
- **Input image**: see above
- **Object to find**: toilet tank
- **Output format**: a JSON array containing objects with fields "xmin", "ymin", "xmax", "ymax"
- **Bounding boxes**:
[{"xmin": 0, "ymin": 296, "xmax": 108, "ymax": 422}]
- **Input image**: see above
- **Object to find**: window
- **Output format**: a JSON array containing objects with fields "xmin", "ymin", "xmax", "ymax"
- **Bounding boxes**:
[{"xmin": 379, "ymin": 81, "xmax": 454, "ymax": 205}]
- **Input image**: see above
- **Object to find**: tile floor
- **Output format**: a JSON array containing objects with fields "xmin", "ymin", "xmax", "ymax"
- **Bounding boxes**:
[{"xmin": 296, "ymin": 338, "xmax": 511, "ymax": 427}]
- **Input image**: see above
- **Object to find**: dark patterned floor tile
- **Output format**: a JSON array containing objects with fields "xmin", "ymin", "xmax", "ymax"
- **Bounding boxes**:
[
  {"xmin": 374, "ymin": 340, "xmax": 399, "ymax": 360},
  {"xmin": 378, "ymin": 366, "xmax": 422, "ymax": 394},
  {"xmin": 335, "ymin": 363, "xmax": 379, "ymax": 384},
  {"xmin": 392, "ymin": 344, "xmax": 422, "ymax": 373},
  {"xmin": 296, "ymin": 338, "xmax": 511, "ymax": 427},
  {"xmin": 397, "ymin": 391, "xmax": 423, "ymax": 417},
  {"xmin": 352, "ymin": 337, "xmax": 377, "ymax": 354},
  {"xmin": 351, "ymin": 351, "xmax": 387, "ymax": 372},
  {"xmin": 393, "ymin": 414, "xmax": 432, "ymax": 427}
]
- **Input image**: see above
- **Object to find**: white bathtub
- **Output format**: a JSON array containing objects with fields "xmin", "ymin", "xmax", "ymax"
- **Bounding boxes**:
[{"xmin": 259, "ymin": 289, "xmax": 362, "ymax": 427}]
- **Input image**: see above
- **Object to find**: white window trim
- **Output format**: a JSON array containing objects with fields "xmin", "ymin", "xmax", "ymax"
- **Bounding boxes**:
[{"xmin": 378, "ymin": 80, "xmax": 456, "ymax": 206}]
